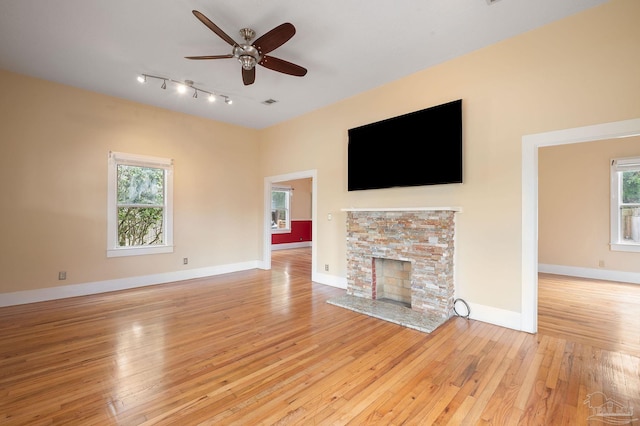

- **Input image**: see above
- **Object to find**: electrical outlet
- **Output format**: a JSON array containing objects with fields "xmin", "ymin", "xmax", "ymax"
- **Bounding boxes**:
[
  {"xmin": 58, "ymin": 271, "xmax": 66, "ymax": 280},
  {"xmin": 598, "ymin": 260, "xmax": 605, "ymax": 268},
  {"xmin": 183, "ymin": 257, "xmax": 188, "ymax": 265},
  {"xmin": 324, "ymin": 264, "xmax": 329, "ymax": 271}
]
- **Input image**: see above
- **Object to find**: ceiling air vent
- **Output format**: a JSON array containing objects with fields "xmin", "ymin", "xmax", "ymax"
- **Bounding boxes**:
[{"xmin": 262, "ymin": 98, "xmax": 278, "ymax": 105}]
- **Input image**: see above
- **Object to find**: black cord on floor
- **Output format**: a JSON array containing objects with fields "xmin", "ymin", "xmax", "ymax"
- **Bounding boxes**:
[{"xmin": 453, "ymin": 298, "xmax": 470, "ymax": 319}]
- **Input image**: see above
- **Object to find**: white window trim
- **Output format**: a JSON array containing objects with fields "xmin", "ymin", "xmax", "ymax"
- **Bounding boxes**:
[
  {"xmin": 107, "ymin": 151, "xmax": 174, "ymax": 257},
  {"xmin": 610, "ymin": 156, "xmax": 640, "ymax": 253},
  {"xmin": 271, "ymin": 186, "xmax": 292, "ymax": 234}
]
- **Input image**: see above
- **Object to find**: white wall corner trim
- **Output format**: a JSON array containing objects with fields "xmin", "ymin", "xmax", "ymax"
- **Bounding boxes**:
[{"xmin": 0, "ymin": 261, "xmax": 260, "ymax": 307}]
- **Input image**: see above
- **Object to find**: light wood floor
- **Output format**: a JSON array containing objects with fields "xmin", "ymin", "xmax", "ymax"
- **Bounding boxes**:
[
  {"xmin": 538, "ymin": 272, "xmax": 640, "ymax": 357},
  {"xmin": 0, "ymin": 248, "xmax": 638, "ymax": 425}
]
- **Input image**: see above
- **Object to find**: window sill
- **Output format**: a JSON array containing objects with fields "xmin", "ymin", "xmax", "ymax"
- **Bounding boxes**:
[
  {"xmin": 107, "ymin": 245, "xmax": 174, "ymax": 258},
  {"xmin": 272, "ymin": 229, "xmax": 291, "ymax": 234},
  {"xmin": 610, "ymin": 243, "xmax": 640, "ymax": 253}
]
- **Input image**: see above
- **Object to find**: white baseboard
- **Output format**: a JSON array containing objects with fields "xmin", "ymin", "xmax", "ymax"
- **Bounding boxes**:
[
  {"xmin": 463, "ymin": 301, "xmax": 523, "ymax": 332},
  {"xmin": 1, "ymin": 259, "xmax": 527, "ymax": 335},
  {"xmin": 539, "ymin": 263, "xmax": 640, "ymax": 285},
  {"xmin": 312, "ymin": 272, "xmax": 347, "ymax": 289},
  {"xmin": 466, "ymin": 264, "xmax": 640, "ymax": 332},
  {"xmin": 0, "ymin": 261, "xmax": 260, "ymax": 307},
  {"xmin": 271, "ymin": 241, "xmax": 312, "ymax": 251}
]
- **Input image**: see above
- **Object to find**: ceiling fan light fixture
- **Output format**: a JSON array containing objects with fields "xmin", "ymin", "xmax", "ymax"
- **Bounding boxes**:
[{"xmin": 239, "ymin": 55, "xmax": 256, "ymax": 70}]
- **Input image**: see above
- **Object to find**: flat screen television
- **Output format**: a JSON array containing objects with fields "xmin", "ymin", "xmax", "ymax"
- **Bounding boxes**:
[{"xmin": 347, "ymin": 99, "xmax": 462, "ymax": 191}]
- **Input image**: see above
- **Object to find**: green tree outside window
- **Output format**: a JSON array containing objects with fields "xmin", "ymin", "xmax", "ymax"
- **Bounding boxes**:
[
  {"xmin": 117, "ymin": 165, "xmax": 165, "ymax": 247},
  {"xmin": 271, "ymin": 188, "xmax": 290, "ymax": 230},
  {"xmin": 622, "ymin": 171, "xmax": 640, "ymax": 204},
  {"xmin": 620, "ymin": 170, "xmax": 640, "ymax": 242}
]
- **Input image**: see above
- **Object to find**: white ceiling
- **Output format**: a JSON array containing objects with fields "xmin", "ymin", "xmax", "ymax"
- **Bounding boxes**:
[{"xmin": 0, "ymin": 0, "xmax": 607, "ymax": 129}]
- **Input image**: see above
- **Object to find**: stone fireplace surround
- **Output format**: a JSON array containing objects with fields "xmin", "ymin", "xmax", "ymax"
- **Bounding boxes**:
[{"xmin": 327, "ymin": 207, "xmax": 460, "ymax": 333}]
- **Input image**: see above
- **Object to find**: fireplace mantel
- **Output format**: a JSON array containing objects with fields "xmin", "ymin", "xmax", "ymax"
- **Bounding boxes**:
[{"xmin": 341, "ymin": 207, "xmax": 462, "ymax": 212}]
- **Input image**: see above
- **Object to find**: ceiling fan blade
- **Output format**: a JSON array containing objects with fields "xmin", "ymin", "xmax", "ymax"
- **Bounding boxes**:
[
  {"xmin": 242, "ymin": 67, "xmax": 256, "ymax": 86},
  {"xmin": 192, "ymin": 10, "xmax": 237, "ymax": 47},
  {"xmin": 253, "ymin": 23, "xmax": 296, "ymax": 55},
  {"xmin": 185, "ymin": 54, "xmax": 234, "ymax": 60},
  {"xmin": 259, "ymin": 55, "xmax": 307, "ymax": 77}
]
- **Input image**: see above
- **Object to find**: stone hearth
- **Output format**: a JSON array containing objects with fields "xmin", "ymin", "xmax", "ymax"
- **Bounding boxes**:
[{"xmin": 328, "ymin": 208, "xmax": 459, "ymax": 333}]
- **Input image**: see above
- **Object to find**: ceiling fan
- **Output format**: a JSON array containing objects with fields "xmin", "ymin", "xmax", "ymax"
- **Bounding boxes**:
[{"xmin": 185, "ymin": 10, "xmax": 308, "ymax": 86}]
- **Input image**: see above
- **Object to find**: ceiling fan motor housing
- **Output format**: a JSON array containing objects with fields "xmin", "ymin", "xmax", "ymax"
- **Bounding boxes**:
[{"xmin": 233, "ymin": 44, "xmax": 261, "ymax": 70}]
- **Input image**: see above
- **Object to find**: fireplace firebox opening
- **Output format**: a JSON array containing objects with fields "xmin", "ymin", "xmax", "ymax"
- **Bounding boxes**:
[{"xmin": 373, "ymin": 258, "xmax": 411, "ymax": 308}]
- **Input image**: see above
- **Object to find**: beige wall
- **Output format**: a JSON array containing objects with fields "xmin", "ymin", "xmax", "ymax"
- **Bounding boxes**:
[
  {"xmin": 277, "ymin": 178, "xmax": 312, "ymax": 220},
  {"xmin": 2, "ymin": 0, "xmax": 639, "ymax": 317},
  {"xmin": 260, "ymin": 0, "xmax": 640, "ymax": 313},
  {"xmin": 539, "ymin": 136, "xmax": 640, "ymax": 272},
  {"xmin": 0, "ymin": 70, "xmax": 261, "ymax": 293}
]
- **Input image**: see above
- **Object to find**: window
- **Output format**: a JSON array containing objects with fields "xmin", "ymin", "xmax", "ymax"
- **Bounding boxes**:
[
  {"xmin": 271, "ymin": 186, "xmax": 291, "ymax": 233},
  {"xmin": 610, "ymin": 156, "xmax": 640, "ymax": 252},
  {"xmin": 107, "ymin": 152, "xmax": 173, "ymax": 257}
]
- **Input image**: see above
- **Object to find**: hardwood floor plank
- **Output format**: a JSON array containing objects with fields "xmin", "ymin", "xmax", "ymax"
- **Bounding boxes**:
[{"xmin": 0, "ymin": 249, "xmax": 639, "ymax": 424}]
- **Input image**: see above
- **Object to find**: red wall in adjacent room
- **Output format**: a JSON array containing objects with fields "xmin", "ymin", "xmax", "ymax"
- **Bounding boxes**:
[{"xmin": 272, "ymin": 220, "xmax": 312, "ymax": 244}]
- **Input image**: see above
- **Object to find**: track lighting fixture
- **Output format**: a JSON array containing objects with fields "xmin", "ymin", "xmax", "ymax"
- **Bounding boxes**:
[{"xmin": 137, "ymin": 74, "xmax": 232, "ymax": 106}]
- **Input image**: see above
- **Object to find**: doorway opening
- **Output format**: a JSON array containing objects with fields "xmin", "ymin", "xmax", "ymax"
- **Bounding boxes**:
[
  {"xmin": 263, "ymin": 170, "xmax": 317, "ymax": 279},
  {"xmin": 522, "ymin": 118, "xmax": 640, "ymax": 333}
]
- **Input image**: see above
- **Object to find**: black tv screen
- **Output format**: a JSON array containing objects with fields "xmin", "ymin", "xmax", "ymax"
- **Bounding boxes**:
[{"xmin": 347, "ymin": 99, "xmax": 462, "ymax": 191}]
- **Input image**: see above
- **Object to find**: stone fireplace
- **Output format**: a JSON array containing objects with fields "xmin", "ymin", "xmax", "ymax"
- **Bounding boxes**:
[{"xmin": 328, "ymin": 208, "xmax": 459, "ymax": 333}]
